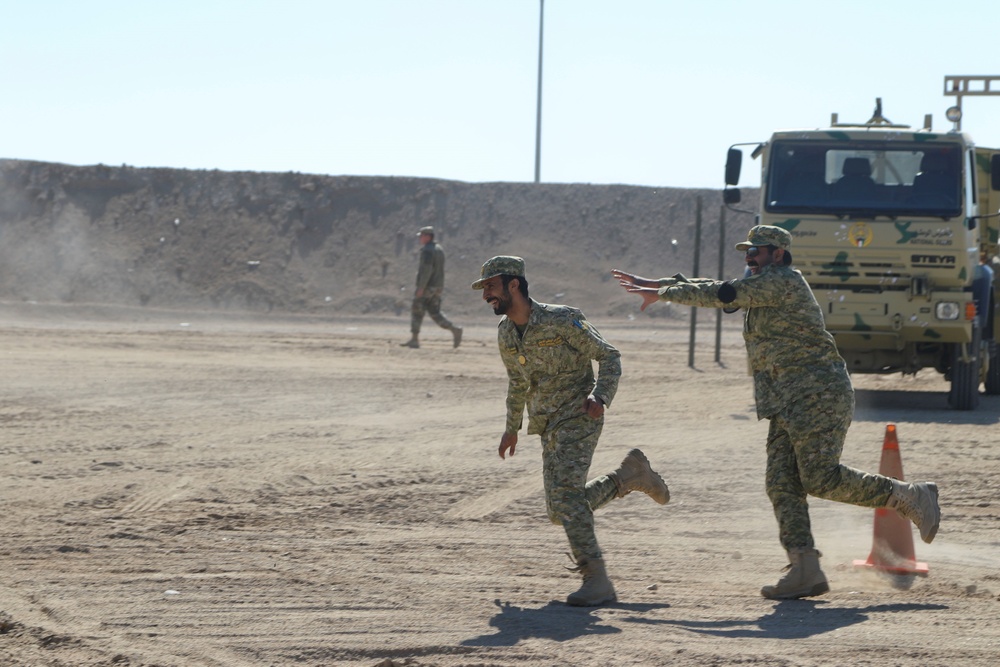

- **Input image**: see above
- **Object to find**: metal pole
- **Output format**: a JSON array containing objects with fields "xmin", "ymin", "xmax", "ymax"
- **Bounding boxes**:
[
  {"xmin": 534, "ymin": 0, "xmax": 544, "ymax": 183},
  {"xmin": 688, "ymin": 196, "xmax": 702, "ymax": 368},
  {"xmin": 715, "ymin": 205, "xmax": 726, "ymax": 364}
]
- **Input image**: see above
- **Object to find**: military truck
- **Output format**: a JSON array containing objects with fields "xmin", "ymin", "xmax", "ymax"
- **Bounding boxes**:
[{"xmin": 723, "ymin": 99, "xmax": 1000, "ymax": 409}]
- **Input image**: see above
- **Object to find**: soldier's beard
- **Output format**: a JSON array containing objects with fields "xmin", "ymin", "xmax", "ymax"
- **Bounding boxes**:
[{"xmin": 491, "ymin": 288, "xmax": 512, "ymax": 315}]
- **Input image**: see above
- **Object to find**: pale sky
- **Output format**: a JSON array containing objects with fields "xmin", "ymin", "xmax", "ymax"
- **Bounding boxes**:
[{"xmin": 3, "ymin": 0, "xmax": 999, "ymax": 188}]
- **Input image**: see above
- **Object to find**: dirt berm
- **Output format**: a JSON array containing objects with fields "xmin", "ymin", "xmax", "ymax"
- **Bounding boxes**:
[{"xmin": 0, "ymin": 159, "xmax": 757, "ymax": 319}]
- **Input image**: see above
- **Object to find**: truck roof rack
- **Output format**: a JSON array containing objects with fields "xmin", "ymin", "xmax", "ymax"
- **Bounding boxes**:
[{"xmin": 829, "ymin": 98, "xmax": 925, "ymax": 130}]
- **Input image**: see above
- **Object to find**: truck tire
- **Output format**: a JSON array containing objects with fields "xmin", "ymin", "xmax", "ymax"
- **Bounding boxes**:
[
  {"xmin": 949, "ymin": 339, "xmax": 981, "ymax": 410},
  {"xmin": 985, "ymin": 340, "xmax": 1000, "ymax": 395}
]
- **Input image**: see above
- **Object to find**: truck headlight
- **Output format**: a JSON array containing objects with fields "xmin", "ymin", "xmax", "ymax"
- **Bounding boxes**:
[{"xmin": 935, "ymin": 302, "xmax": 961, "ymax": 320}]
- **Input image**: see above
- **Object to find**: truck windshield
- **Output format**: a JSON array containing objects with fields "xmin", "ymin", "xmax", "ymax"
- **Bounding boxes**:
[{"xmin": 765, "ymin": 140, "xmax": 963, "ymax": 218}]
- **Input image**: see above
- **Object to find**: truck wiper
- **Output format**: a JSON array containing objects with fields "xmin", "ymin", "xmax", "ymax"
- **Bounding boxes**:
[
  {"xmin": 891, "ymin": 210, "xmax": 957, "ymax": 221},
  {"xmin": 833, "ymin": 210, "xmax": 897, "ymax": 221}
]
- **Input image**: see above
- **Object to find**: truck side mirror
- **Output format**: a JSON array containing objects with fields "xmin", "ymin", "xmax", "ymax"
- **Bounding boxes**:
[
  {"xmin": 725, "ymin": 148, "xmax": 742, "ymax": 186},
  {"xmin": 723, "ymin": 188, "xmax": 742, "ymax": 205},
  {"xmin": 992, "ymin": 154, "xmax": 1000, "ymax": 191}
]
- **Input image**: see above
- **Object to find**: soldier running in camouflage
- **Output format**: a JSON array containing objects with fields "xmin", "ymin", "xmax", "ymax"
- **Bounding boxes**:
[
  {"xmin": 401, "ymin": 226, "xmax": 462, "ymax": 349},
  {"xmin": 473, "ymin": 255, "xmax": 671, "ymax": 607},
  {"xmin": 613, "ymin": 225, "xmax": 941, "ymax": 600}
]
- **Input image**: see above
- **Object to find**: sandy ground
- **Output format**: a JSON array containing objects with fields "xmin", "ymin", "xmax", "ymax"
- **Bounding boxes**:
[{"xmin": 1, "ymin": 303, "xmax": 998, "ymax": 667}]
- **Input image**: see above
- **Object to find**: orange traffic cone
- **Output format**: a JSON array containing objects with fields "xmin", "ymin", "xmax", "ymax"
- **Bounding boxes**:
[{"xmin": 853, "ymin": 424, "xmax": 929, "ymax": 576}]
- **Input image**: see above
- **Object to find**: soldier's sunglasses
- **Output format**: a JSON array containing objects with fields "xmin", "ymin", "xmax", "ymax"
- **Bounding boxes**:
[{"xmin": 745, "ymin": 245, "xmax": 777, "ymax": 257}]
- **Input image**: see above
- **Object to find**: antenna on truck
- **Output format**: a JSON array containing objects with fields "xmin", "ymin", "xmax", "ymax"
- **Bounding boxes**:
[
  {"xmin": 865, "ymin": 98, "xmax": 893, "ymax": 125},
  {"xmin": 831, "ymin": 99, "xmax": 910, "ymax": 129}
]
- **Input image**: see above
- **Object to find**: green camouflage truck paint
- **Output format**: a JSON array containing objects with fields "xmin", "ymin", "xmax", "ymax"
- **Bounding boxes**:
[{"xmin": 724, "ymin": 104, "xmax": 1000, "ymax": 410}]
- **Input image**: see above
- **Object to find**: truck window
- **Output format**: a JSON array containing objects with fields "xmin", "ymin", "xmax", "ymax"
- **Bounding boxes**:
[{"xmin": 766, "ymin": 140, "xmax": 962, "ymax": 218}]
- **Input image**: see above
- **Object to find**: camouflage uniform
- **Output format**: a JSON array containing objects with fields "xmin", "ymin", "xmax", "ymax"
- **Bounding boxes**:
[
  {"xmin": 497, "ymin": 298, "xmax": 622, "ymax": 562},
  {"xmin": 659, "ymin": 258, "xmax": 893, "ymax": 551},
  {"xmin": 409, "ymin": 236, "xmax": 456, "ymax": 336}
]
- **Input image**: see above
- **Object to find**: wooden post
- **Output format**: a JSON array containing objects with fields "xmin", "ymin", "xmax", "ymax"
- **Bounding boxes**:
[
  {"xmin": 688, "ymin": 196, "xmax": 702, "ymax": 369},
  {"xmin": 715, "ymin": 205, "xmax": 726, "ymax": 364}
]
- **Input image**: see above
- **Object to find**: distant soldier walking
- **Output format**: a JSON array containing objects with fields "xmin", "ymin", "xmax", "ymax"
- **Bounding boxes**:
[
  {"xmin": 401, "ymin": 226, "xmax": 462, "ymax": 349},
  {"xmin": 474, "ymin": 255, "xmax": 670, "ymax": 606},
  {"xmin": 614, "ymin": 225, "xmax": 941, "ymax": 600}
]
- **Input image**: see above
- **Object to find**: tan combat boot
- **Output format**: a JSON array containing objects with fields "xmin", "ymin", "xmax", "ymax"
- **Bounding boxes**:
[
  {"xmin": 612, "ymin": 449, "xmax": 670, "ymax": 504},
  {"xmin": 887, "ymin": 479, "xmax": 940, "ymax": 543},
  {"xmin": 760, "ymin": 548, "xmax": 830, "ymax": 600},
  {"xmin": 566, "ymin": 558, "xmax": 617, "ymax": 607},
  {"xmin": 451, "ymin": 325, "xmax": 463, "ymax": 348}
]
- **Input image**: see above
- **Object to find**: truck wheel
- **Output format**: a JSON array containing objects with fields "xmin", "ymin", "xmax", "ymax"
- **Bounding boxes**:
[
  {"xmin": 949, "ymin": 340, "xmax": 981, "ymax": 410},
  {"xmin": 985, "ymin": 341, "xmax": 1000, "ymax": 395}
]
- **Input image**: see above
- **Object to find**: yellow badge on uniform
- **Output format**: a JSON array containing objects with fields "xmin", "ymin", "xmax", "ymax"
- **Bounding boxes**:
[{"xmin": 518, "ymin": 355, "xmax": 526, "ymax": 365}]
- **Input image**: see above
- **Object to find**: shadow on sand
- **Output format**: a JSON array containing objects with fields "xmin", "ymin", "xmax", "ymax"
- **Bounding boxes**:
[
  {"xmin": 621, "ymin": 599, "xmax": 949, "ymax": 639},
  {"xmin": 461, "ymin": 597, "xmax": 947, "ymax": 647},
  {"xmin": 460, "ymin": 598, "xmax": 670, "ymax": 647},
  {"xmin": 853, "ymin": 390, "xmax": 999, "ymax": 425}
]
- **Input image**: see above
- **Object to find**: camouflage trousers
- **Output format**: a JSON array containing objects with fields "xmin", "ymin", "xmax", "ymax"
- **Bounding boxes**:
[
  {"xmin": 765, "ymin": 389, "xmax": 894, "ymax": 551},
  {"xmin": 409, "ymin": 291, "xmax": 454, "ymax": 335},
  {"xmin": 540, "ymin": 413, "xmax": 620, "ymax": 562}
]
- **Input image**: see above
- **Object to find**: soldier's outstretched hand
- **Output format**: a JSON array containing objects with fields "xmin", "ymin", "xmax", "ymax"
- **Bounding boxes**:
[
  {"xmin": 611, "ymin": 269, "xmax": 653, "ymax": 289},
  {"xmin": 612, "ymin": 269, "xmax": 663, "ymax": 311}
]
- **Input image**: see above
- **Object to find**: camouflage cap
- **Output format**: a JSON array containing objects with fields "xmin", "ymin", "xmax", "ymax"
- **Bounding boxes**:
[
  {"xmin": 471, "ymin": 255, "xmax": 525, "ymax": 290},
  {"xmin": 418, "ymin": 226, "xmax": 434, "ymax": 236},
  {"xmin": 735, "ymin": 225, "xmax": 791, "ymax": 252}
]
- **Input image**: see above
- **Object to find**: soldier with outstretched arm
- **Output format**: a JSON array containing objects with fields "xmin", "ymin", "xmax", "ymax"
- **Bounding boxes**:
[{"xmin": 612, "ymin": 225, "xmax": 941, "ymax": 600}]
